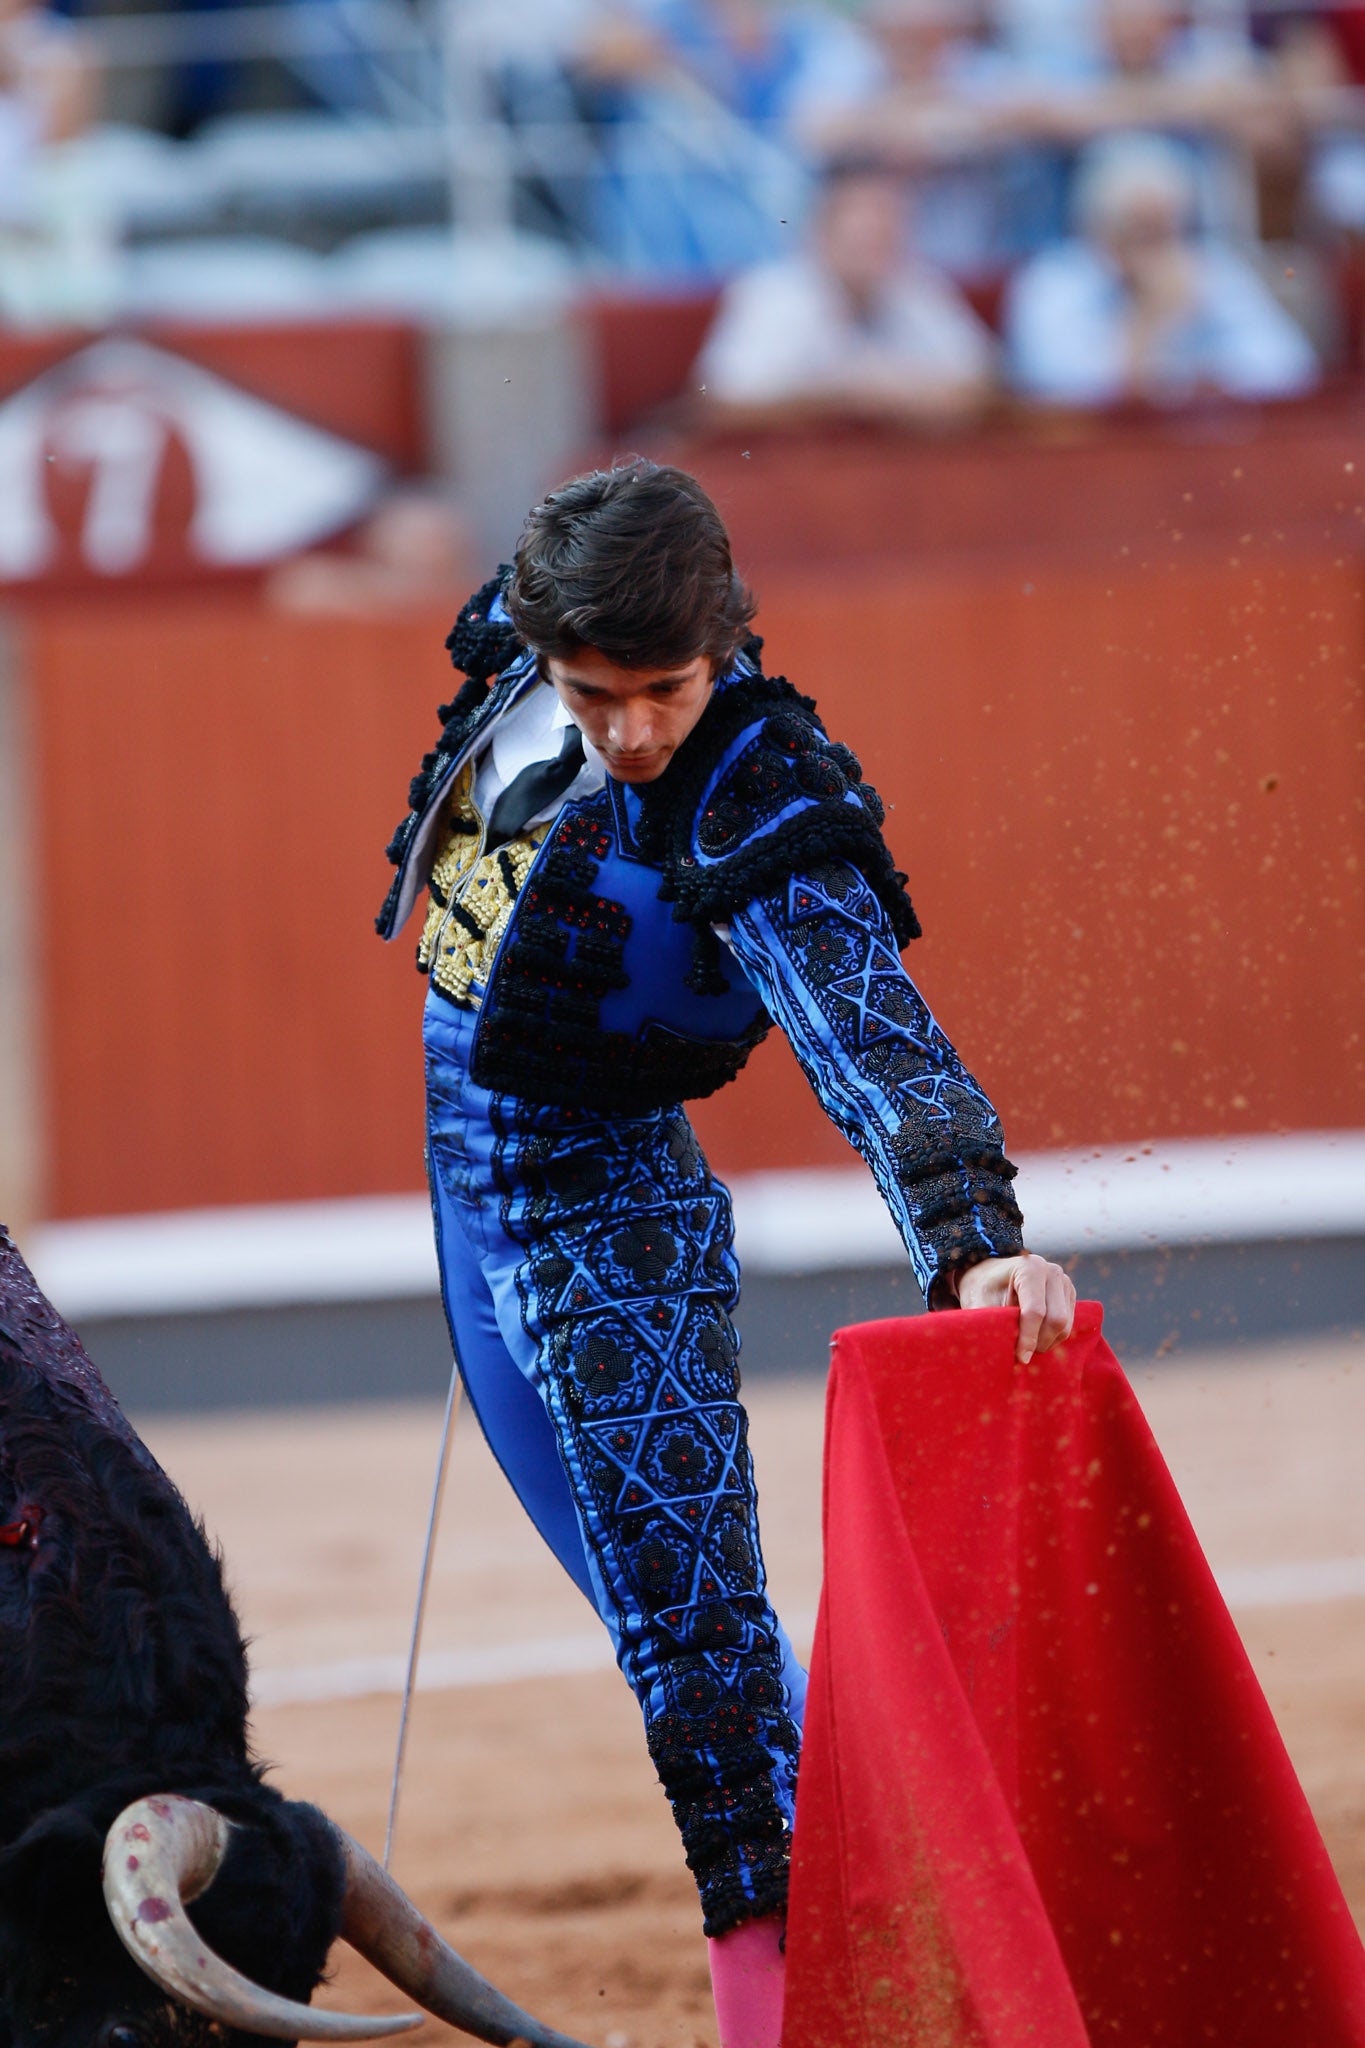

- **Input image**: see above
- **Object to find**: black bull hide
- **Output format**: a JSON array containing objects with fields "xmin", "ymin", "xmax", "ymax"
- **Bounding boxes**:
[{"xmin": 0, "ymin": 1225, "xmax": 587, "ymax": 2048}]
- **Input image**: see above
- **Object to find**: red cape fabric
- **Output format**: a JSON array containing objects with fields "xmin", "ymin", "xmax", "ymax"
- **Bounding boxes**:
[{"xmin": 782, "ymin": 1303, "xmax": 1365, "ymax": 2048}]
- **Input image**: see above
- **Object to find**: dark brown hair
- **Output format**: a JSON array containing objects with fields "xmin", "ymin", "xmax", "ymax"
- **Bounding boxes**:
[{"xmin": 505, "ymin": 459, "xmax": 756, "ymax": 672}]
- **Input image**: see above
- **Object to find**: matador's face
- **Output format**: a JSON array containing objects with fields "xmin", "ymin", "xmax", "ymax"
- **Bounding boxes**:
[{"xmin": 545, "ymin": 647, "xmax": 715, "ymax": 784}]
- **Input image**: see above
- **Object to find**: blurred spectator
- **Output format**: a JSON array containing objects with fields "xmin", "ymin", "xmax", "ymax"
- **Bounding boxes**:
[
  {"xmin": 957, "ymin": 0, "xmax": 1275, "ymax": 135},
  {"xmin": 438, "ymin": 0, "xmax": 629, "ymax": 251},
  {"xmin": 0, "ymin": 0, "xmax": 88, "ymax": 156},
  {"xmin": 815, "ymin": 0, "xmax": 1291, "ymax": 269},
  {"xmin": 0, "ymin": 0, "xmax": 115, "ymax": 325},
  {"xmin": 1290, "ymin": 4, "xmax": 1365, "ymax": 248},
  {"xmin": 615, "ymin": 0, "xmax": 885, "ymax": 143},
  {"xmin": 813, "ymin": 0, "xmax": 991, "ymax": 155},
  {"xmin": 581, "ymin": 0, "xmax": 885, "ymax": 277},
  {"xmin": 695, "ymin": 157, "xmax": 996, "ymax": 423},
  {"xmin": 266, "ymin": 487, "xmax": 476, "ymax": 616},
  {"xmin": 812, "ymin": 0, "xmax": 1068, "ymax": 275},
  {"xmin": 1005, "ymin": 131, "xmax": 1319, "ymax": 405},
  {"xmin": 1012, "ymin": 0, "xmax": 1286, "ymax": 242}
]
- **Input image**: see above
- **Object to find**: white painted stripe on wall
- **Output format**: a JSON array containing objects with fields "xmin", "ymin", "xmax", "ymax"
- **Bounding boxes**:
[
  {"xmin": 246, "ymin": 1557, "xmax": 1365, "ymax": 1708},
  {"xmin": 731, "ymin": 1131, "xmax": 1365, "ymax": 1274},
  {"xmin": 1216, "ymin": 1554, "xmax": 1365, "ymax": 1609},
  {"xmin": 249, "ymin": 1633, "xmax": 617, "ymax": 1709},
  {"xmin": 28, "ymin": 1194, "xmax": 442, "ymax": 1319},
  {"xmin": 25, "ymin": 1130, "xmax": 1365, "ymax": 1321},
  {"xmin": 250, "ymin": 1612, "xmax": 828, "ymax": 1710}
]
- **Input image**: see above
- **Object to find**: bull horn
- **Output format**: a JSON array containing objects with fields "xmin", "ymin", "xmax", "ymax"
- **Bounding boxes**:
[
  {"xmin": 333, "ymin": 1825, "xmax": 592, "ymax": 2048},
  {"xmin": 102, "ymin": 1796, "xmax": 420, "ymax": 2041}
]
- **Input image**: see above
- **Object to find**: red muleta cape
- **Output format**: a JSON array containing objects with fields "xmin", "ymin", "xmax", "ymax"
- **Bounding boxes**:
[{"xmin": 783, "ymin": 1302, "xmax": 1365, "ymax": 2047}]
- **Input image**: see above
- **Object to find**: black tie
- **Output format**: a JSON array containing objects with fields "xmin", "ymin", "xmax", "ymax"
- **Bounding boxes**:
[{"xmin": 485, "ymin": 723, "xmax": 585, "ymax": 849}]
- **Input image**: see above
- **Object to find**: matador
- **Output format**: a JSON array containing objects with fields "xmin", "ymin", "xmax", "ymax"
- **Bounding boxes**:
[{"xmin": 377, "ymin": 460, "xmax": 1076, "ymax": 2048}]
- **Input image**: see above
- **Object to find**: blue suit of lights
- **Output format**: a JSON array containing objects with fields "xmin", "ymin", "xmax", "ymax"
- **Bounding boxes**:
[{"xmin": 379, "ymin": 581, "xmax": 1025, "ymax": 1935}]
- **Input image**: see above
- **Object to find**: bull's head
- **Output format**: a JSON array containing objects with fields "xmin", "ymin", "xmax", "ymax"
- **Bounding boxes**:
[
  {"xmin": 0, "ymin": 1226, "xmax": 591, "ymax": 2048},
  {"xmin": 0, "ymin": 1782, "xmax": 589, "ymax": 2048},
  {"xmin": 101, "ymin": 1792, "xmax": 589, "ymax": 2048}
]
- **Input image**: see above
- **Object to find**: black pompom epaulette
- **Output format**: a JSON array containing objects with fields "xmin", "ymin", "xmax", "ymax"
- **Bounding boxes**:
[
  {"xmin": 443, "ymin": 567, "xmax": 524, "ymax": 682},
  {"xmin": 635, "ymin": 668, "xmax": 921, "ymax": 951}
]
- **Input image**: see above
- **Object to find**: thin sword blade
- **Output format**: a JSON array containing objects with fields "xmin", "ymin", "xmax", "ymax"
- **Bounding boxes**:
[{"xmin": 384, "ymin": 1358, "xmax": 462, "ymax": 1870}]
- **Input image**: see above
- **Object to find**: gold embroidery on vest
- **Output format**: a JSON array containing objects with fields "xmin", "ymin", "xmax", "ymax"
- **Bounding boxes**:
[{"xmin": 418, "ymin": 762, "xmax": 548, "ymax": 1007}]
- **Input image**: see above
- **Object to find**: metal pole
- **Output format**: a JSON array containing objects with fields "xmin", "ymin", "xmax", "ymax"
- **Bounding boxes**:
[{"xmin": 440, "ymin": 0, "xmax": 515, "ymax": 236}]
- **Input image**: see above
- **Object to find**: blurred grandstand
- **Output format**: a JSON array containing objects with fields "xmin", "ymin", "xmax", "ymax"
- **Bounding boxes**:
[
  {"xmin": 14, "ymin": 0, "xmax": 1365, "ymax": 343},
  {"xmin": 1, "ymin": 0, "xmax": 1363, "ymax": 1406},
  {"xmin": 10, "ymin": 0, "xmax": 1365, "ymax": 529}
]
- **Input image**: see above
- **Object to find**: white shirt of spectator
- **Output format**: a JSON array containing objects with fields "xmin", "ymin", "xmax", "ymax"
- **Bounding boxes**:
[
  {"xmin": 696, "ymin": 251, "xmax": 996, "ymax": 406},
  {"xmin": 472, "ymin": 677, "xmax": 606, "ymax": 830},
  {"xmin": 1005, "ymin": 241, "xmax": 1319, "ymax": 406}
]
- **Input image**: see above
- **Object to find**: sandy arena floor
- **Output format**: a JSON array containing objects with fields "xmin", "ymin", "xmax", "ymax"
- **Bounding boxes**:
[{"xmin": 140, "ymin": 1331, "xmax": 1365, "ymax": 2048}]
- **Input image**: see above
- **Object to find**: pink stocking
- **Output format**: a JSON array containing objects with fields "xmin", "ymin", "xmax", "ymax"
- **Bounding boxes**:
[{"xmin": 707, "ymin": 1912, "xmax": 786, "ymax": 2048}]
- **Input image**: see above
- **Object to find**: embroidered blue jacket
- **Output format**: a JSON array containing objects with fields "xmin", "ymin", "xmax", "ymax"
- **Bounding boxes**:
[{"xmin": 378, "ymin": 580, "xmax": 1025, "ymax": 1296}]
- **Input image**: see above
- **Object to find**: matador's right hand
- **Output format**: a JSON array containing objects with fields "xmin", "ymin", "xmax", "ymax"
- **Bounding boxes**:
[{"xmin": 955, "ymin": 1252, "xmax": 1077, "ymax": 1365}]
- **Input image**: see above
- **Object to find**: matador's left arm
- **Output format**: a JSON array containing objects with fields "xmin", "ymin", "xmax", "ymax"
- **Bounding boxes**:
[{"xmin": 724, "ymin": 859, "xmax": 1027, "ymax": 1307}]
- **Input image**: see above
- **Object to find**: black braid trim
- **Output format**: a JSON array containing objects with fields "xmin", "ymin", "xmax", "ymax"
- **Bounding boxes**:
[
  {"xmin": 686, "ymin": 926, "xmax": 732, "ymax": 997},
  {"xmin": 892, "ymin": 1142, "xmax": 1020, "ymax": 1187},
  {"xmin": 891, "ymin": 1127, "xmax": 1024, "ymax": 1244},
  {"xmin": 467, "ymin": 1018, "xmax": 768, "ymax": 1115},
  {"xmin": 913, "ymin": 1179, "xmax": 1025, "ymax": 1232},
  {"xmin": 923, "ymin": 1210, "xmax": 1027, "ymax": 1276},
  {"xmin": 634, "ymin": 668, "xmax": 921, "ymax": 950},
  {"xmin": 464, "ymin": 796, "xmax": 771, "ymax": 1115},
  {"xmin": 646, "ymin": 1707, "xmax": 796, "ymax": 1937}
]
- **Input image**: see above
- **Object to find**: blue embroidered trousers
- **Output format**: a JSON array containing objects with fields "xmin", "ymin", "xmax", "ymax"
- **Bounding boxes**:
[{"xmin": 423, "ymin": 990, "xmax": 807, "ymax": 1935}]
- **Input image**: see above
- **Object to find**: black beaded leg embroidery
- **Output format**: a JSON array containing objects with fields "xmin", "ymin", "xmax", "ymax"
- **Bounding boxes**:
[{"xmin": 495, "ymin": 1099, "xmax": 801, "ymax": 1935}]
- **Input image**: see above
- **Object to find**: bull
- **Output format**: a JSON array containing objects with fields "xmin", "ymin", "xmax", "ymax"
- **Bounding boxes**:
[{"xmin": 0, "ymin": 1223, "xmax": 590, "ymax": 2048}]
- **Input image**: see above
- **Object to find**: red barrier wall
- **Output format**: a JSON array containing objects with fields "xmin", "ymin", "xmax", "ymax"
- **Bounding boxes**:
[
  {"xmin": 690, "ymin": 551, "xmax": 1365, "ymax": 1176},
  {"xmin": 657, "ymin": 396, "xmax": 1365, "ymax": 571},
  {"xmin": 28, "ymin": 604, "xmax": 449, "ymax": 1216},
  {"xmin": 25, "ymin": 539, "xmax": 1365, "ymax": 1219}
]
